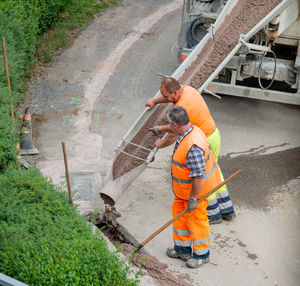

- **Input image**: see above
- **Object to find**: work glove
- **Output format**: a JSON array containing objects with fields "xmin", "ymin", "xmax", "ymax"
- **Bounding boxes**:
[
  {"xmin": 187, "ymin": 197, "xmax": 198, "ymax": 212},
  {"xmin": 148, "ymin": 126, "xmax": 161, "ymax": 135}
]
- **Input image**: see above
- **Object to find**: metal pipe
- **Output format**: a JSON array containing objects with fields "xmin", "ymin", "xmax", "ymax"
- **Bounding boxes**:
[
  {"xmin": 239, "ymin": 38, "xmax": 271, "ymax": 53},
  {"xmin": 115, "ymin": 148, "xmax": 147, "ymax": 162},
  {"xmin": 0, "ymin": 273, "xmax": 28, "ymax": 286},
  {"xmin": 145, "ymin": 133, "xmax": 168, "ymax": 164},
  {"xmin": 123, "ymin": 140, "xmax": 152, "ymax": 152},
  {"xmin": 203, "ymin": 88, "xmax": 222, "ymax": 99}
]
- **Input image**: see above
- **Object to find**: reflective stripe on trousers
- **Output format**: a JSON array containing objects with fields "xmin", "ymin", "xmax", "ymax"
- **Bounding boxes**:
[
  {"xmin": 172, "ymin": 197, "xmax": 210, "ymax": 257},
  {"xmin": 207, "ymin": 128, "xmax": 235, "ymax": 216},
  {"xmin": 206, "ymin": 196, "xmax": 221, "ymax": 220}
]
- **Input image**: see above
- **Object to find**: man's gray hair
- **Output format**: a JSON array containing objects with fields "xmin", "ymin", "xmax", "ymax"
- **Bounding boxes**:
[
  {"xmin": 166, "ymin": 106, "xmax": 190, "ymax": 126},
  {"xmin": 161, "ymin": 77, "xmax": 181, "ymax": 93}
]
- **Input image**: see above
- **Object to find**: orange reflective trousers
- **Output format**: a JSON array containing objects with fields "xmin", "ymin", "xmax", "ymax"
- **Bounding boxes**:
[{"xmin": 172, "ymin": 197, "xmax": 210, "ymax": 257}]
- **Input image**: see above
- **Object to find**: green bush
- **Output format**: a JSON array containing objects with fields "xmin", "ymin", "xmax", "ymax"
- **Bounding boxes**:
[
  {"xmin": 0, "ymin": 0, "xmax": 71, "ymax": 90},
  {"xmin": 0, "ymin": 167, "xmax": 138, "ymax": 285},
  {"xmin": 0, "ymin": 1, "xmax": 136, "ymax": 283},
  {"xmin": 38, "ymin": 0, "xmax": 72, "ymax": 33},
  {"xmin": 0, "ymin": 88, "xmax": 18, "ymax": 172},
  {"xmin": 0, "ymin": 8, "xmax": 38, "ymax": 91}
]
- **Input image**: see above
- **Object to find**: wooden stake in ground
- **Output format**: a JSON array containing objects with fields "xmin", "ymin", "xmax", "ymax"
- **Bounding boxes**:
[
  {"xmin": 62, "ymin": 142, "xmax": 73, "ymax": 204},
  {"xmin": 2, "ymin": 37, "xmax": 15, "ymax": 123}
]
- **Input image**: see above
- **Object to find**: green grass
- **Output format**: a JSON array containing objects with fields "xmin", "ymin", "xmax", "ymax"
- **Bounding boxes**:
[{"xmin": 36, "ymin": 0, "xmax": 120, "ymax": 64}]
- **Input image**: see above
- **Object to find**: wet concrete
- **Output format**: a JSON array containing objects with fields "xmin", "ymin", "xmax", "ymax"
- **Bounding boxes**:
[{"xmin": 220, "ymin": 147, "xmax": 300, "ymax": 210}]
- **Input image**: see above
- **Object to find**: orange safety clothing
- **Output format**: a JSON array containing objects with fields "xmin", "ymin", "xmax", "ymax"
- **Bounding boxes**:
[
  {"xmin": 171, "ymin": 126, "xmax": 222, "ymax": 257},
  {"xmin": 171, "ymin": 126, "xmax": 222, "ymax": 201},
  {"xmin": 174, "ymin": 88, "xmax": 235, "ymax": 220},
  {"xmin": 174, "ymin": 86, "xmax": 216, "ymax": 137},
  {"xmin": 172, "ymin": 197, "xmax": 210, "ymax": 256}
]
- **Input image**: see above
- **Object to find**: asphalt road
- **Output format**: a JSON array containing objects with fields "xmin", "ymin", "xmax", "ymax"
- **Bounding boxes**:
[{"xmin": 23, "ymin": 0, "xmax": 300, "ymax": 285}]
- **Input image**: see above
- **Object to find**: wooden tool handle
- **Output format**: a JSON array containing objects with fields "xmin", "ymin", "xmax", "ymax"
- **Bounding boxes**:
[{"xmin": 136, "ymin": 170, "xmax": 241, "ymax": 252}]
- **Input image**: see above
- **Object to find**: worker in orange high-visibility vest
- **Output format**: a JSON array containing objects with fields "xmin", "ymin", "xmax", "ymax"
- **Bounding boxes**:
[
  {"xmin": 164, "ymin": 106, "xmax": 222, "ymax": 268},
  {"xmin": 146, "ymin": 77, "xmax": 235, "ymax": 224}
]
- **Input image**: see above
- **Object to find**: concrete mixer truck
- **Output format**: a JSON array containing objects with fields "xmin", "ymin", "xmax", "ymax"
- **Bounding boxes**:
[{"xmin": 177, "ymin": 0, "xmax": 300, "ymax": 105}]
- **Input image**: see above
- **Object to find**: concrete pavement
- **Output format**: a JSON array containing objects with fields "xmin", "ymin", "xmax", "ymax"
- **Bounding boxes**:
[{"xmin": 116, "ymin": 94, "xmax": 300, "ymax": 286}]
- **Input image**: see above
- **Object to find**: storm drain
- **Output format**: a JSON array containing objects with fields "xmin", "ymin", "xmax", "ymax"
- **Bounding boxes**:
[
  {"xmin": 63, "ymin": 172, "xmax": 137, "ymax": 246},
  {"xmin": 63, "ymin": 172, "xmax": 102, "ymax": 200}
]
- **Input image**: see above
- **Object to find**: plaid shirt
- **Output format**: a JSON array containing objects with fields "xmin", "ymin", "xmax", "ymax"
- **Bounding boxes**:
[{"xmin": 173, "ymin": 125, "xmax": 206, "ymax": 178}]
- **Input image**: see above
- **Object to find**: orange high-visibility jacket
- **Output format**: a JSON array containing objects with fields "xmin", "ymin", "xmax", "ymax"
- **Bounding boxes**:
[
  {"xmin": 172, "ymin": 126, "xmax": 222, "ymax": 200},
  {"xmin": 174, "ymin": 86, "xmax": 216, "ymax": 137}
]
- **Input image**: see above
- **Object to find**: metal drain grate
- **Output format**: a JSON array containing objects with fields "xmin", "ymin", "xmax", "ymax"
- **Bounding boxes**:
[{"xmin": 62, "ymin": 172, "xmax": 102, "ymax": 200}]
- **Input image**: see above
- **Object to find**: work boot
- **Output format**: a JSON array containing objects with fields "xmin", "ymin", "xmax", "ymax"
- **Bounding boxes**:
[
  {"xmin": 166, "ymin": 247, "xmax": 191, "ymax": 261},
  {"xmin": 209, "ymin": 216, "xmax": 222, "ymax": 225},
  {"xmin": 186, "ymin": 257, "xmax": 209, "ymax": 268},
  {"xmin": 222, "ymin": 212, "xmax": 236, "ymax": 221}
]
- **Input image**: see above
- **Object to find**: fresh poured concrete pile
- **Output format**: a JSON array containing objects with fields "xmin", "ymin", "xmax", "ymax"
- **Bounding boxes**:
[{"xmin": 113, "ymin": 0, "xmax": 282, "ymax": 179}]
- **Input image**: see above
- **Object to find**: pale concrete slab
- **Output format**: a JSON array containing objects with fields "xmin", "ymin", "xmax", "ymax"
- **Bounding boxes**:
[
  {"xmin": 116, "ymin": 95, "xmax": 300, "ymax": 285},
  {"xmin": 116, "ymin": 145, "xmax": 300, "ymax": 286}
]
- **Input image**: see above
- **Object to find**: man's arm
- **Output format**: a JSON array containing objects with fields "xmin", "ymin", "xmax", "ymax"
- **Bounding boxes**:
[
  {"xmin": 187, "ymin": 178, "xmax": 204, "ymax": 212},
  {"xmin": 159, "ymin": 124, "xmax": 173, "ymax": 133},
  {"xmin": 189, "ymin": 178, "xmax": 204, "ymax": 199},
  {"xmin": 186, "ymin": 145, "xmax": 206, "ymax": 211},
  {"xmin": 148, "ymin": 124, "xmax": 173, "ymax": 135},
  {"xmin": 155, "ymin": 132, "xmax": 178, "ymax": 149},
  {"xmin": 145, "ymin": 96, "xmax": 169, "ymax": 110}
]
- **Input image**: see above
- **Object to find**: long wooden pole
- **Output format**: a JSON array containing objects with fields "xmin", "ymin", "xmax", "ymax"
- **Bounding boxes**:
[
  {"xmin": 2, "ymin": 37, "xmax": 15, "ymax": 124},
  {"xmin": 134, "ymin": 170, "xmax": 241, "ymax": 253},
  {"xmin": 62, "ymin": 142, "xmax": 73, "ymax": 204}
]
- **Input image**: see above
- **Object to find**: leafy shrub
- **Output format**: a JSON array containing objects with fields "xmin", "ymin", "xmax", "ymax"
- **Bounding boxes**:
[
  {"xmin": 0, "ymin": 1, "xmax": 135, "ymax": 283},
  {"xmin": 0, "ymin": 167, "xmax": 138, "ymax": 285},
  {"xmin": 0, "ymin": 87, "xmax": 19, "ymax": 172},
  {"xmin": 38, "ymin": 0, "xmax": 72, "ymax": 33},
  {"xmin": 0, "ymin": 7, "xmax": 39, "ymax": 91},
  {"xmin": 0, "ymin": 0, "xmax": 78, "ymax": 91}
]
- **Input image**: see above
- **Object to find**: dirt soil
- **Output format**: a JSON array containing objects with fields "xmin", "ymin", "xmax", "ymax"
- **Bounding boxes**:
[
  {"xmin": 89, "ymin": 207, "xmax": 192, "ymax": 286},
  {"xmin": 112, "ymin": 0, "xmax": 282, "ymax": 179},
  {"xmin": 120, "ymin": 243, "xmax": 192, "ymax": 286}
]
